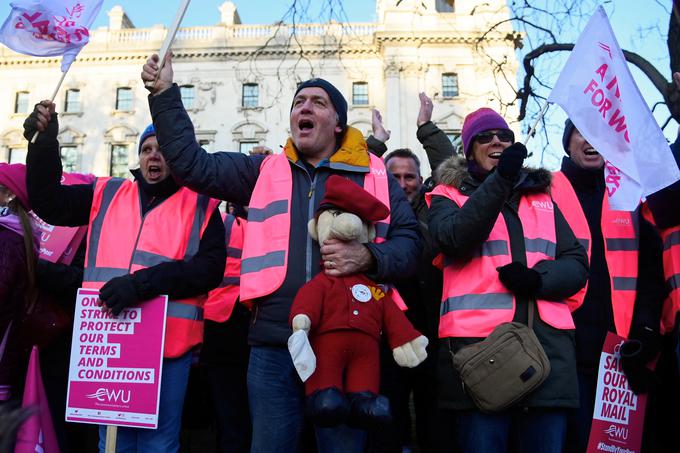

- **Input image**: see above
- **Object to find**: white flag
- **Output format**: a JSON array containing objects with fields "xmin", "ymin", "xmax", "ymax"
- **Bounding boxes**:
[
  {"xmin": 0, "ymin": 0, "xmax": 103, "ymax": 72},
  {"xmin": 548, "ymin": 6, "xmax": 680, "ymax": 211}
]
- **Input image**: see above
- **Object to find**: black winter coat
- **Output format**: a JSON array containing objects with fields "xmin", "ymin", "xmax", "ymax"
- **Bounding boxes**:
[
  {"xmin": 559, "ymin": 157, "xmax": 666, "ymax": 374},
  {"xmin": 646, "ymin": 132, "xmax": 680, "ymax": 228},
  {"xmin": 428, "ymin": 157, "xmax": 589, "ymax": 410}
]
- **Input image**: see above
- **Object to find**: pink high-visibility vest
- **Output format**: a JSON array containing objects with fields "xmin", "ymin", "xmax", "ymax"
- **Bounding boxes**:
[
  {"xmin": 205, "ymin": 214, "xmax": 246, "ymax": 323},
  {"xmin": 551, "ymin": 171, "xmax": 639, "ymax": 338},
  {"xmin": 83, "ymin": 177, "xmax": 219, "ymax": 358},
  {"xmin": 660, "ymin": 225, "xmax": 680, "ymax": 334},
  {"xmin": 426, "ymin": 184, "xmax": 575, "ymax": 338}
]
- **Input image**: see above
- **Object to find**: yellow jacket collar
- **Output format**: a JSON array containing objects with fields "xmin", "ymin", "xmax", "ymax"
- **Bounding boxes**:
[{"xmin": 283, "ymin": 126, "xmax": 370, "ymax": 172}]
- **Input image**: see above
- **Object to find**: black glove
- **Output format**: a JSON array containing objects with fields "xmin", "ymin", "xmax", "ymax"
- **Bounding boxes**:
[
  {"xmin": 620, "ymin": 325, "xmax": 661, "ymax": 395},
  {"xmin": 497, "ymin": 262, "xmax": 542, "ymax": 297},
  {"xmin": 99, "ymin": 275, "xmax": 139, "ymax": 316},
  {"xmin": 496, "ymin": 142, "xmax": 527, "ymax": 180},
  {"xmin": 22, "ymin": 103, "xmax": 58, "ymax": 143}
]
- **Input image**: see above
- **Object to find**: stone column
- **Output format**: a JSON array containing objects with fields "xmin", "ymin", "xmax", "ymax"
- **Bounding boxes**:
[{"xmin": 384, "ymin": 60, "xmax": 401, "ymax": 149}]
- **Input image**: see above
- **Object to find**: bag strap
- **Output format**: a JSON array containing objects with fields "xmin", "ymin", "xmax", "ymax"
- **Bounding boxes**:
[{"xmin": 528, "ymin": 298, "xmax": 535, "ymax": 330}]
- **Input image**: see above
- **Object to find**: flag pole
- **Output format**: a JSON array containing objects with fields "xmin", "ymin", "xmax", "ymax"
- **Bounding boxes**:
[
  {"xmin": 105, "ymin": 425, "xmax": 117, "ymax": 453},
  {"xmin": 30, "ymin": 69, "xmax": 69, "ymax": 144},
  {"xmin": 144, "ymin": 0, "xmax": 192, "ymax": 90},
  {"xmin": 522, "ymin": 101, "xmax": 550, "ymax": 146}
]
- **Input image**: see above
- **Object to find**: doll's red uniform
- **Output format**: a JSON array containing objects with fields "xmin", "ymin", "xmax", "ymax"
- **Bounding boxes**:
[{"xmin": 290, "ymin": 272, "xmax": 421, "ymax": 396}]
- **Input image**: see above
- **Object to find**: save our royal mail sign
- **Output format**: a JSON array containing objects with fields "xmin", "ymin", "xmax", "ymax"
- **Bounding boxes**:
[
  {"xmin": 66, "ymin": 288, "xmax": 167, "ymax": 429},
  {"xmin": 587, "ymin": 332, "xmax": 648, "ymax": 453}
]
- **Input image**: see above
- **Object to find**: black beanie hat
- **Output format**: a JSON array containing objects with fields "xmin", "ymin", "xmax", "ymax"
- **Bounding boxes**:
[
  {"xmin": 562, "ymin": 119, "xmax": 575, "ymax": 155},
  {"xmin": 293, "ymin": 78, "xmax": 348, "ymax": 131}
]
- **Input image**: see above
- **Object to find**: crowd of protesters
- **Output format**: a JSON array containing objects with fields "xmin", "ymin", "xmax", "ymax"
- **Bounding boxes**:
[{"xmin": 0, "ymin": 51, "xmax": 679, "ymax": 453}]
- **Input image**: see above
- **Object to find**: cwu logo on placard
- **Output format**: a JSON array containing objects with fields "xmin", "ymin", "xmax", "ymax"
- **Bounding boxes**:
[
  {"xmin": 86, "ymin": 388, "xmax": 131, "ymax": 403},
  {"xmin": 604, "ymin": 424, "xmax": 628, "ymax": 441}
]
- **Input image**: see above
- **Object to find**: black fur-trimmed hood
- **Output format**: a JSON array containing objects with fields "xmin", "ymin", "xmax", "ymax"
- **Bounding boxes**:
[{"xmin": 434, "ymin": 155, "xmax": 552, "ymax": 193}]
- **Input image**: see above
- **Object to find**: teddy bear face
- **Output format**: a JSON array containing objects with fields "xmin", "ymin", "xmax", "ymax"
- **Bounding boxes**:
[{"xmin": 308, "ymin": 208, "xmax": 376, "ymax": 244}]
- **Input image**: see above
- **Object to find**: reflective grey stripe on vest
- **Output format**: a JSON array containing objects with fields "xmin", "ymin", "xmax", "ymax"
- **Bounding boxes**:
[
  {"xmin": 606, "ymin": 238, "xmax": 638, "ymax": 251},
  {"xmin": 86, "ymin": 178, "xmax": 126, "ymax": 270},
  {"xmin": 248, "ymin": 200, "xmax": 288, "ymax": 223},
  {"xmin": 227, "ymin": 247, "xmax": 242, "ymax": 259},
  {"xmin": 473, "ymin": 240, "xmax": 509, "ymax": 258},
  {"xmin": 83, "ymin": 267, "xmax": 128, "ymax": 282},
  {"xmin": 220, "ymin": 276, "xmax": 240, "ymax": 288},
  {"xmin": 184, "ymin": 194, "xmax": 211, "ymax": 260},
  {"xmin": 668, "ymin": 274, "xmax": 680, "ymax": 291},
  {"xmin": 375, "ymin": 222, "xmax": 389, "ymax": 240},
  {"xmin": 440, "ymin": 293, "xmax": 514, "ymax": 315},
  {"xmin": 132, "ymin": 250, "xmax": 174, "ymax": 268},
  {"xmin": 664, "ymin": 230, "xmax": 680, "ymax": 251},
  {"xmin": 525, "ymin": 238, "xmax": 557, "ymax": 257},
  {"xmin": 328, "ymin": 162, "xmax": 371, "ymax": 173},
  {"xmin": 577, "ymin": 238, "xmax": 590, "ymax": 251},
  {"xmin": 224, "ymin": 215, "xmax": 242, "ymax": 258},
  {"xmin": 612, "ymin": 277, "xmax": 637, "ymax": 291},
  {"xmin": 168, "ymin": 301, "xmax": 203, "ymax": 321},
  {"xmin": 241, "ymin": 250, "xmax": 286, "ymax": 274},
  {"xmin": 224, "ymin": 213, "xmax": 235, "ymax": 244}
]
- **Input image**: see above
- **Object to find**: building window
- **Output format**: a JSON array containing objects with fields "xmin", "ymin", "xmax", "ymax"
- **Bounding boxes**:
[
  {"xmin": 8, "ymin": 148, "xmax": 27, "ymax": 164},
  {"xmin": 352, "ymin": 82, "xmax": 369, "ymax": 105},
  {"xmin": 435, "ymin": 0, "xmax": 455, "ymax": 13},
  {"xmin": 239, "ymin": 141, "xmax": 258, "ymax": 154},
  {"xmin": 64, "ymin": 89, "xmax": 81, "ymax": 113},
  {"xmin": 198, "ymin": 139, "xmax": 213, "ymax": 153},
  {"xmin": 14, "ymin": 92, "xmax": 29, "ymax": 114},
  {"xmin": 242, "ymin": 84, "xmax": 259, "ymax": 108},
  {"xmin": 110, "ymin": 144, "xmax": 130, "ymax": 178},
  {"xmin": 442, "ymin": 73, "xmax": 459, "ymax": 98},
  {"xmin": 445, "ymin": 131, "xmax": 463, "ymax": 155},
  {"xmin": 115, "ymin": 87, "xmax": 133, "ymax": 111},
  {"xmin": 180, "ymin": 85, "xmax": 195, "ymax": 109},
  {"xmin": 60, "ymin": 146, "xmax": 79, "ymax": 172}
]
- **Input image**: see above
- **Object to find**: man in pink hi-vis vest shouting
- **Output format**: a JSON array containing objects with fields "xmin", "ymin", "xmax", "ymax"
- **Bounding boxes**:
[{"xmin": 141, "ymin": 54, "xmax": 421, "ymax": 452}]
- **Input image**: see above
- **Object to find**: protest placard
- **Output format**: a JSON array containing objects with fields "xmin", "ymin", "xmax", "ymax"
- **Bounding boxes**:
[
  {"xmin": 587, "ymin": 332, "xmax": 647, "ymax": 453},
  {"xmin": 32, "ymin": 212, "xmax": 81, "ymax": 263},
  {"xmin": 66, "ymin": 288, "xmax": 167, "ymax": 429}
]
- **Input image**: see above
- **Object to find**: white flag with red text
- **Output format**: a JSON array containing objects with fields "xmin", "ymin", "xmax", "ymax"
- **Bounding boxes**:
[
  {"xmin": 0, "ymin": 0, "xmax": 103, "ymax": 72},
  {"xmin": 548, "ymin": 6, "xmax": 679, "ymax": 211}
]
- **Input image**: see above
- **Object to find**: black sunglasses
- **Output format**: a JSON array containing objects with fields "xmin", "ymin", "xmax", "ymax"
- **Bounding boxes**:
[{"xmin": 474, "ymin": 129, "xmax": 515, "ymax": 144}]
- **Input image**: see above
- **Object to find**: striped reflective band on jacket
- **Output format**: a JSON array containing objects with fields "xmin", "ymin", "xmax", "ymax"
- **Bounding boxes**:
[
  {"xmin": 660, "ymin": 226, "xmax": 680, "ymax": 334},
  {"xmin": 239, "ymin": 152, "xmax": 401, "ymax": 307},
  {"xmin": 525, "ymin": 238, "xmax": 557, "ymax": 257},
  {"xmin": 205, "ymin": 214, "xmax": 245, "ymax": 323},
  {"xmin": 551, "ymin": 171, "xmax": 640, "ymax": 338},
  {"xmin": 430, "ymin": 184, "xmax": 574, "ymax": 339},
  {"xmin": 82, "ymin": 177, "xmax": 217, "ymax": 357}
]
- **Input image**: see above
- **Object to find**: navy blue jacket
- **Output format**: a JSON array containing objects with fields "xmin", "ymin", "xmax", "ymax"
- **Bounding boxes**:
[{"xmin": 149, "ymin": 85, "xmax": 421, "ymax": 346}]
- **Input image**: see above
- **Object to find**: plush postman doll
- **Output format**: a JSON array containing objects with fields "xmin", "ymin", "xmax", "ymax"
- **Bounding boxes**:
[{"xmin": 289, "ymin": 175, "xmax": 428, "ymax": 429}]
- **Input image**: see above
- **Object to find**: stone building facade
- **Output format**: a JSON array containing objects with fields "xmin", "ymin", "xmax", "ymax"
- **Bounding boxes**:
[{"xmin": 0, "ymin": 0, "xmax": 518, "ymax": 177}]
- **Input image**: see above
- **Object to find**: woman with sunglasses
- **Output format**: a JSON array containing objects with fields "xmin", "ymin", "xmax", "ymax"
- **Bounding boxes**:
[{"xmin": 426, "ymin": 108, "xmax": 588, "ymax": 452}]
